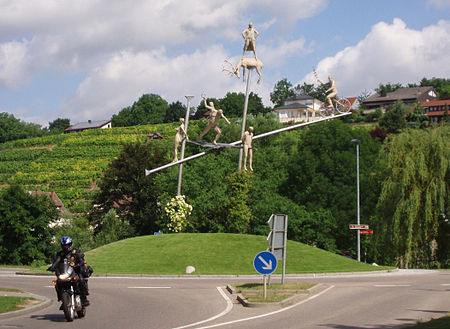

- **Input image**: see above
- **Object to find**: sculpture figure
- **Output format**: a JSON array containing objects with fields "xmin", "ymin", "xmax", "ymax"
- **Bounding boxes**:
[
  {"xmin": 242, "ymin": 126, "xmax": 254, "ymax": 171},
  {"xmin": 172, "ymin": 118, "xmax": 188, "ymax": 162},
  {"xmin": 197, "ymin": 96, "xmax": 231, "ymax": 145},
  {"xmin": 223, "ymin": 57, "xmax": 263, "ymax": 84},
  {"xmin": 314, "ymin": 70, "xmax": 338, "ymax": 108},
  {"xmin": 242, "ymin": 22, "xmax": 259, "ymax": 58}
]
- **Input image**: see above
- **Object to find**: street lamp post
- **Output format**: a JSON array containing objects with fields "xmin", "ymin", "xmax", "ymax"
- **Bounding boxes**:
[
  {"xmin": 177, "ymin": 95, "xmax": 194, "ymax": 196},
  {"xmin": 351, "ymin": 138, "xmax": 361, "ymax": 262}
]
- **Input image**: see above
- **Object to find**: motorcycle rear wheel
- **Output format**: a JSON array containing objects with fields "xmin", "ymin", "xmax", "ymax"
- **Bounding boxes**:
[
  {"xmin": 77, "ymin": 307, "xmax": 86, "ymax": 318},
  {"xmin": 61, "ymin": 291, "xmax": 74, "ymax": 322}
]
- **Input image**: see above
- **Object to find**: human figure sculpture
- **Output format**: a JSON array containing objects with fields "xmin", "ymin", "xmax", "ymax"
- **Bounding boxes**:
[
  {"xmin": 197, "ymin": 96, "xmax": 231, "ymax": 145},
  {"xmin": 242, "ymin": 126, "xmax": 254, "ymax": 171},
  {"xmin": 315, "ymin": 72, "xmax": 338, "ymax": 108},
  {"xmin": 242, "ymin": 22, "xmax": 259, "ymax": 58},
  {"xmin": 172, "ymin": 118, "xmax": 188, "ymax": 162}
]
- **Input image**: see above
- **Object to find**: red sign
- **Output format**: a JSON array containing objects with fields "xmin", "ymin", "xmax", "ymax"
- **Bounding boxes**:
[{"xmin": 360, "ymin": 230, "xmax": 373, "ymax": 235}]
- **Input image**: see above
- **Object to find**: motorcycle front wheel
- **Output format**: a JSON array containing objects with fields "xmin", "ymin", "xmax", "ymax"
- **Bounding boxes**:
[
  {"xmin": 77, "ymin": 306, "xmax": 86, "ymax": 318},
  {"xmin": 61, "ymin": 291, "xmax": 74, "ymax": 322}
]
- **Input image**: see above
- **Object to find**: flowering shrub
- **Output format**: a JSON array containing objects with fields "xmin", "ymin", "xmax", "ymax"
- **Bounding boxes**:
[{"xmin": 164, "ymin": 195, "xmax": 193, "ymax": 232}]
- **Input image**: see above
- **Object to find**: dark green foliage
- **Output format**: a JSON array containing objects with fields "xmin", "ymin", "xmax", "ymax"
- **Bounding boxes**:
[
  {"xmin": 48, "ymin": 118, "xmax": 70, "ymax": 134},
  {"xmin": 281, "ymin": 120, "xmax": 383, "ymax": 252},
  {"xmin": 51, "ymin": 216, "xmax": 95, "ymax": 255},
  {"xmin": 0, "ymin": 112, "xmax": 43, "ymax": 143},
  {"xmin": 163, "ymin": 101, "xmax": 186, "ymax": 123},
  {"xmin": 0, "ymin": 185, "xmax": 58, "ymax": 265},
  {"xmin": 379, "ymin": 101, "xmax": 408, "ymax": 133},
  {"xmin": 375, "ymin": 82, "xmax": 403, "ymax": 95},
  {"xmin": 94, "ymin": 209, "xmax": 134, "ymax": 247},
  {"xmin": 270, "ymin": 78, "xmax": 294, "ymax": 107},
  {"xmin": 112, "ymin": 94, "xmax": 168, "ymax": 127},
  {"xmin": 294, "ymin": 82, "xmax": 328, "ymax": 102},
  {"xmin": 90, "ymin": 141, "xmax": 168, "ymax": 235},
  {"xmin": 225, "ymin": 171, "xmax": 253, "ymax": 233},
  {"xmin": 419, "ymin": 77, "xmax": 450, "ymax": 99}
]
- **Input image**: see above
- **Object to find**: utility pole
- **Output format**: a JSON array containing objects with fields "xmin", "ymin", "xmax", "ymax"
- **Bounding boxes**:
[
  {"xmin": 351, "ymin": 138, "xmax": 361, "ymax": 262},
  {"xmin": 177, "ymin": 95, "xmax": 194, "ymax": 196}
]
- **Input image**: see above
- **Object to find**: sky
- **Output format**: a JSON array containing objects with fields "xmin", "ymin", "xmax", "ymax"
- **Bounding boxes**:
[{"xmin": 0, "ymin": 0, "xmax": 449, "ymax": 127}]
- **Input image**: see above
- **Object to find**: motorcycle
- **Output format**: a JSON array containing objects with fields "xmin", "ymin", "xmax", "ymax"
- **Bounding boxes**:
[{"xmin": 48, "ymin": 257, "xmax": 86, "ymax": 322}]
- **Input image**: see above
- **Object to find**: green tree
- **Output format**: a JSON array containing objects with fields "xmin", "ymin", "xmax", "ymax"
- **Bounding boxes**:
[
  {"xmin": 419, "ymin": 77, "xmax": 450, "ymax": 99},
  {"xmin": 379, "ymin": 101, "xmax": 408, "ymax": 133},
  {"xmin": 0, "ymin": 112, "xmax": 44, "ymax": 143},
  {"xmin": 220, "ymin": 92, "xmax": 269, "ymax": 117},
  {"xmin": 163, "ymin": 101, "xmax": 186, "ymax": 123},
  {"xmin": 0, "ymin": 185, "xmax": 58, "ymax": 265},
  {"xmin": 51, "ymin": 216, "xmax": 94, "ymax": 255},
  {"xmin": 270, "ymin": 78, "xmax": 294, "ymax": 108},
  {"xmin": 225, "ymin": 171, "xmax": 253, "ymax": 233},
  {"xmin": 89, "ymin": 141, "xmax": 168, "ymax": 235},
  {"xmin": 375, "ymin": 82, "xmax": 403, "ymax": 95},
  {"xmin": 373, "ymin": 125, "xmax": 449, "ymax": 268},
  {"xmin": 94, "ymin": 209, "xmax": 134, "ymax": 246},
  {"xmin": 282, "ymin": 120, "xmax": 383, "ymax": 252},
  {"xmin": 48, "ymin": 118, "xmax": 71, "ymax": 134},
  {"xmin": 112, "ymin": 94, "xmax": 169, "ymax": 127}
]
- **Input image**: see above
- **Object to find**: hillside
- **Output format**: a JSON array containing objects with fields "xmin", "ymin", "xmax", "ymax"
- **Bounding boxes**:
[
  {"xmin": 0, "ymin": 123, "xmax": 188, "ymax": 213},
  {"xmin": 84, "ymin": 233, "xmax": 390, "ymax": 275}
]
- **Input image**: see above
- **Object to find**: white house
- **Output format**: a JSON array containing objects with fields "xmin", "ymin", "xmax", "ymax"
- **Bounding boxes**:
[{"xmin": 274, "ymin": 94, "xmax": 324, "ymax": 123}]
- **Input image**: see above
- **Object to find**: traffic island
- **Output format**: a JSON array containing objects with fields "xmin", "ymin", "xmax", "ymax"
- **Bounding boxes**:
[{"xmin": 227, "ymin": 283, "xmax": 330, "ymax": 308}]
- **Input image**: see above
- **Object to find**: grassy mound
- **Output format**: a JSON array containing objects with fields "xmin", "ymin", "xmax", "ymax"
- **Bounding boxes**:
[{"xmin": 85, "ymin": 233, "xmax": 392, "ymax": 275}]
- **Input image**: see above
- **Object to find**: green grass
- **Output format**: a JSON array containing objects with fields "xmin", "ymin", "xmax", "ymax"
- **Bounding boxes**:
[
  {"xmin": 235, "ymin": 282, "xmax": 314, "ymax": 291},
  {"xmin": 0, "ymin": 296, "xmax": 31, "ymax": 313},
  {"xmin": 77, "ymin": 233, "xmax": 392, "ymax": 275},
  {"xmin": 0, "ymin": 288, "xmax": 24, "ymax": 293}
]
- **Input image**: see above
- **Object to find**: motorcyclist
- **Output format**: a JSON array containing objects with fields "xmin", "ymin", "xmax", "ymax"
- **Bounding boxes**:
[{"xmin": 48, "ymin": 236, "xmax": 91, "ymax": 308}]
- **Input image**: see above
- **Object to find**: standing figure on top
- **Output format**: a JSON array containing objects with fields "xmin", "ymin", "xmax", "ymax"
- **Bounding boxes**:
[
  {"xmin": 173, "ymin": 118, "xmax": 188, "ymax": 162},
  {"xmin": 242, "ymin": 22, "xmax": 259, "ymax": 58},
  {"xmin": 197, "ymin": 96, "xmax": 231, "ymax": 145}
]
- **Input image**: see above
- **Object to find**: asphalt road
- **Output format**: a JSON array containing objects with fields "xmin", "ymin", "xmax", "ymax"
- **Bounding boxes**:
[{"xmin": 0, "ymin": 269, "xmax": 449, "ymax": 329}]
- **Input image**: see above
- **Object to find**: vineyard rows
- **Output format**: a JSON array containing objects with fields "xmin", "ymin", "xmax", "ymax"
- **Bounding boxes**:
[{"xmin": 0, "ymin": 122, "xmax": 183, "ymax": 213}]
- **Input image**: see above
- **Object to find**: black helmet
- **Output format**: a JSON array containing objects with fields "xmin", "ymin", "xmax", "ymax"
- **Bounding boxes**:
[{"xmin": 61, "ymin": 236, "xmax": 73, "ymax": 254}]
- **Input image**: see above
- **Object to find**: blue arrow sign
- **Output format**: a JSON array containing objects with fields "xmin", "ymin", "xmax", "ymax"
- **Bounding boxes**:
[{"xmin": 253, "ymin": 251, "xmax": 277, "ymax": 275}]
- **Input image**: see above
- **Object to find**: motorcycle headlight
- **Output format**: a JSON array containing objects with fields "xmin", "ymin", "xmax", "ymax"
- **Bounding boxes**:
[{"xmin": 58, "ymin": 273, "xmax": 70, "ymax": 280}]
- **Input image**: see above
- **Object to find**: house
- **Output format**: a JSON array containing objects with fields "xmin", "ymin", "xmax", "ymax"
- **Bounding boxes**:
[
  {"xmin": 26, "ymin": 190, "xmax": 67, "ymax": 214},
  {"xmin": 362, "ymin": 87, "xmax": 438, "ymax": 112},
  {"xmin": 274, "ymin": 94, "xmax": 324, "ymax": 123},
  {"xmin": 64, "ymin": 119, "xmax": 112, "ymax": 133},
  {"xmin": 421, "ymin": 99, "xmax": 450, "ymax": 123}
]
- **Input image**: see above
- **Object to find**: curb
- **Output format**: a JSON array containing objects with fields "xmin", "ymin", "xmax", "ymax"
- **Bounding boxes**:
[
  {"xmin": 229, "ymin": 283, "xmax": 330, "ymax": 308},
  {"xmin": 0, "ymin": 292, "xmax": 52, "ymax": 320}
]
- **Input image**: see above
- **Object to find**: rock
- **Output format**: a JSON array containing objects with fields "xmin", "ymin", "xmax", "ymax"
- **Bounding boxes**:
[
  {"xmin": 372, "ymin": 262, "xmax": 379, "ymax": 267},
  {"xmin": 186, "ymin": 266, "xmax": 195, "ymax": 274}
]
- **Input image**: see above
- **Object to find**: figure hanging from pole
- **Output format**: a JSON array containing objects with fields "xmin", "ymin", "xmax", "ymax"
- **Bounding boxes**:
[
  {"xmin": 242, "ymin": 126, "xmax": 254, "ymax": 171},
  {"xmin": 197, "ymin": 95, "xmax": 231, "ymax": 145},
  {"xmin": 172, "ymin": 118, "xmax": 188, "ymax": 163}
]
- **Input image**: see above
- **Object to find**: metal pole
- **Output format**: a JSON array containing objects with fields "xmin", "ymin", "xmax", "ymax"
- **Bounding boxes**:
[
  {"xmin": 238, "ymin": 68, "xmax": 253, "ymax": 171},
  {"xmin": 356, "ymin": 142, "xmax": 360, "ymax": 262},
  {"xmin": 177, "ymin": 96, "xmax": 194, "ymax": 196}
]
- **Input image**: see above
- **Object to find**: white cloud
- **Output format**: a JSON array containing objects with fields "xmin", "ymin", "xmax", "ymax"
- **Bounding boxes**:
[{"xmin": 302, "ymin": 19, "xmax": 450, "ymax": 97}]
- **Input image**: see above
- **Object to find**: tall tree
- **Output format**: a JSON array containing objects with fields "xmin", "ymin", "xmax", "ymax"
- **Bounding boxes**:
[
  {"xmin": 0, "ymin": 185, "xmax": 58, "ymax": 264},
  {"xmin": 373, "ymin": 125, "xmax": 449, "ymax": 268},
  {"xmin": 375, "ymin": 82, "xmax": 403, "ymax": 95},
  {"xmin": 419, "ymin": 77, "xmax": 450, "ymax": 99},
  {"xmin": 48, "ymin": 118, "xmax": 71, "ymax": 134},
  {"xmin": 112, "ymin": 94, "xmax": 169, "ymax": 127},
  {"xmin": 0, "ymin": 112, "xmax": 43, "ymax": 143},
  {"xmin": 163, "ymin": 101, "xmax": 186, "ymax": 123},
  {"xmin": 379, "ymin": 101, "xmax": 408, "ymax": 133},
  {"xmin": 90, "ymin": 141, "xmax": 168, "ymax": 235},
  {"xmin": 282, "ymin": 120, "xmax": 383, "ymax": 252},
  {"xmin": 270, "ymin": 78, "xmax": 294, "ymax": 108}
]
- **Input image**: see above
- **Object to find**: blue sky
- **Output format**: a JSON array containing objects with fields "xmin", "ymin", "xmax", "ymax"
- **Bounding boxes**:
[{"xmin": 0, "ymin": 0, "xmax": 449, "ymax": 127}]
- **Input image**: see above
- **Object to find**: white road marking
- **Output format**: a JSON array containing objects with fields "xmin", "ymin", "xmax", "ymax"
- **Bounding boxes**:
[
  {"xmin": 179, "ymin": 285, "xmax": 335, "ymax": 329},
  {"xmin": 128, "ymin": 286, "xmax": 171, "ymax": 289},
  {"xmin": 374, "ymin": 284, "xmax": 411, "ymax": 287},
  {"xmin": 172, "ymin": 287, "xmax": 233, "ymax": 329},
  {"xmin": 441, "ymin": 283, "xmax": 450, "ymax": 286}
]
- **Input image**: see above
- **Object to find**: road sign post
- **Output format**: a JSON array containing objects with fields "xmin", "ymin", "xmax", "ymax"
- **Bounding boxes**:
[
  {"xmin": 267, "ymin": 214, "xmax": 288, "ymax": 284},
  {"xmin": 254, "ymin": 251, "xmax": 277, "ymax": 300}
]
